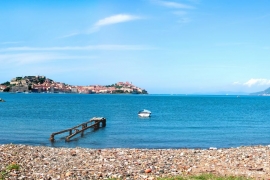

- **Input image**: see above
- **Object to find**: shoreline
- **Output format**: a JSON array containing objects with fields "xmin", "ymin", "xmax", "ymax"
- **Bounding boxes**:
[{"xmin": 1, "ymin": 144, "xmax": 270, "ymax": 179}]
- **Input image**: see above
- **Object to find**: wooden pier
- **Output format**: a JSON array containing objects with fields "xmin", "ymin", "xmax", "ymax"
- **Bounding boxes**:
[{"xmin": 50, "ymin": 117, "xmax": 106, "ymax": 142}]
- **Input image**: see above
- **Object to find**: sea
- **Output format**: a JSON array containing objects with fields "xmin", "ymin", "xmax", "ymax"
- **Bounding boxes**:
[{"xmin": 1, "ymin": 93, "xmax": 270, "ymax": 149}]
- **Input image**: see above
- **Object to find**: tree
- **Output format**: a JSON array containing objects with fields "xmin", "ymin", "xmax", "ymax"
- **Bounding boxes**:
[
  {"xmin": 38, "ymin": 77, "xmax": 46, "ymax": 84},
  {"xmin": 1, "ymin": 81, "xmax": 10, "ymax": 86},
  {"xmin": 112, "ymin": 90, "xmax": 124, "ymax": 94},
  {"xmin": 115, "ymin": 85, "xmax": 122, "ymax": 89}
]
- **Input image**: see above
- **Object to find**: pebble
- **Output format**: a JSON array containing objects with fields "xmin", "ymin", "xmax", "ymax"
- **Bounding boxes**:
[{"xmin": 0, "ymin": 144, "xmax": 270, "ymax": 179}]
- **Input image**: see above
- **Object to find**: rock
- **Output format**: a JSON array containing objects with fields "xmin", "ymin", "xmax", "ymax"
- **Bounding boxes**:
[
  {"xmin": 65, "ymin": 171, "xmax": 73, "ymax": 177},
  {"xmin": 139, "ymin": 170, "xmax": 145, "ymax": 173},
  {"xmin": 145, "ymin": 169, "xmax": 152, "ymax": 173},
  {"xmin": 70, "ymin": 150, "xmax": 76, "ymax": 156},
  {"xmin": 0, "ymin": 144, "xmax": 269, "ymax": 179},
  {"xmin": 159, "ymin": 169, "xmax": 164, "ymax": 173}
]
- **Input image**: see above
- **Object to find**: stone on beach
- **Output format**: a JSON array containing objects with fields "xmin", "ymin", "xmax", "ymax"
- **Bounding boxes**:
[{"xmin": 0, "ymin": 144, "xmax": 270, "ymax": 179}]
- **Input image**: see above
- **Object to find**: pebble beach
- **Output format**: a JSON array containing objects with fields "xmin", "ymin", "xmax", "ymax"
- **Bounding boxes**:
[{"xmin": 1, "ymin": 144, "xmax": 270, "ymax": 179}]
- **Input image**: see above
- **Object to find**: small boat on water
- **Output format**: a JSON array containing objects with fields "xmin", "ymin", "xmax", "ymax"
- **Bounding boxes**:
[
  {"xmin": 0, "ymin": 98, "xmax": 5, "ymax": 102},
  {"xmin": 138, "ymin": 109, "xmax": 151, "ymax": 117}
]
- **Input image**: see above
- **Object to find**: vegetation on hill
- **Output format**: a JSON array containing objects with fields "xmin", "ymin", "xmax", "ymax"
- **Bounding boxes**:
[
  {"xmin": 1, "ymin": 81, "xmax": 10, "ymax": 86},
  {"xmin": 250, "ymin": 87, "xmax": 270, "ymax": 95}
]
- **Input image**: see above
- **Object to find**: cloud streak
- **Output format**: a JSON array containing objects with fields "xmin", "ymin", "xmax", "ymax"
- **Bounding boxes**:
[
  {"xmin": 243, "ymin": 78, "xmax": 270, "ymax": 87},
  {"xmin": 233, "ymin": 78, "xmax": 270, "ymax": 87},
  {"xmin": 94, "ymin": 14, "xmax": 140, "ymax": 27},
  {"xmin": 88, "ymin": 14, "xmax": 141, "ymax": 33},
  {"xmin": 0, "ymin": 41, "xmax": 22, "ymax": 45},
  {"xmin": 152, "ymin": 0, "xmax": 195, "ymax": 24},
  {"xmin": 60, "ymin": 14, "xmax": 141, "ymax": 37},
  {"xmin": 1, "ymin": 45, "xmax": 154, "ymax": 52},
  {"xmin": 58, "ymin": 32, "xmax": 80, "ymax": 39},
  {"xmin": 154, "ymin": 0, "xmax": 195, "ymax": 9},
  {"xmin": 0, "ymin": 53, "xmax": 97, "ymax": 66},
  {"xmin": 0, "ymin": 53, "xmax": 59, "ymax": 65}
]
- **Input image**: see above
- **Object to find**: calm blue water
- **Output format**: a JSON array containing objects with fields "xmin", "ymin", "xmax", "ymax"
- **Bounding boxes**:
[{"xmin": 1, "ymin": 93, "xmax": 270, "ymax": 149}]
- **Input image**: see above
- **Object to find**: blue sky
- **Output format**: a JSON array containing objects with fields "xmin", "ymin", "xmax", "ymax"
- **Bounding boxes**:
[{"xmin": 1, "ymin": 0, "xmax": 270, "ymax": 94}]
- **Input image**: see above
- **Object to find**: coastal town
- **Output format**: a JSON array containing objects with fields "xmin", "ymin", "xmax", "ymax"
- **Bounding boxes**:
[{"xmin": 0, "ymin": 75, "xmax": 148, "ymax": 94}]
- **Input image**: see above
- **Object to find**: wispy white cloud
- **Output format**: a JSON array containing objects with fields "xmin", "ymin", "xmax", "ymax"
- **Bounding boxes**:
[
  {"xmin": 1, "ymin": 44, "xmax": 154, "ymax": 52},
  {"xmin": 0, "ymin": 53, "xmax": 97, "ymax": 66},
  {"xmin": 88, "ymin": 14, "xmax": 141, "ymax": 33},
  {"xmin": 0, "ymin": 41, "xmax": 22, "ymax": 45},
  {"xmin": 0, "ymin": 53, "xmax": 58, "ymax": 65},
  {"xmin": 233, "ymin": 78, "xmax": 270, "ymax": 87},
  {"xmin": 215, "ymin": 42, "xmax": 247, "ymax": 47},
  {"xmin": 60, "ymin": 14, "xmax": 142, "ymax": 38},
  {"xmin": 233, "ymin": 81, "xmax": 241, "ymax": 85},
  {"xmin": 243, "ymin": 78, "xmax": 270, "ymax": 87},
  {"xmin": 173, "ymin": 11, "xmax": 187, "ymax": 16},
  {"xmin": 57, "ymin": 32, "xmax": 80, "ymax": 39},
  {"xmin": 94, "ymin": 14, "xmax": 140, "ymax": 27},
  {"xmin": 154, "ymin": 0, "xmax": 195, "ymax": 9},
  {"xmin": 151, "ymin": 0, "xmax": 195, "ymax": 24}
]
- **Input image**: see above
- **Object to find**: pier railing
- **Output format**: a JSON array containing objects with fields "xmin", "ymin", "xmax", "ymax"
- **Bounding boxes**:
[{"xmin": 50, "ymin": 117, "xmax": 106, "ymax": 142}]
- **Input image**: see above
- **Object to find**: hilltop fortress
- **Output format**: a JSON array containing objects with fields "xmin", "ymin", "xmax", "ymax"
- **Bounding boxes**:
[{"xmin": 0, "ymin": 76, "xmax": 148, "ymax": 94}]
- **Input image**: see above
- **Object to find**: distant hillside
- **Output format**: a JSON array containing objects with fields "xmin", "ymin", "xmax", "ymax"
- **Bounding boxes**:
[
  {"xmin": 250, "ymin": 87, "xmax": 270, "ymax": 96},
  {"xmin": 0, "ymin": 76, "xmax": 148, "ymax": 94}
]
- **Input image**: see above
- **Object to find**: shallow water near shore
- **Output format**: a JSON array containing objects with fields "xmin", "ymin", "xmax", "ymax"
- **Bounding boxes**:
[{"xmin": 1, "ymin": 93, "xmax": 270, "ymax": 149}]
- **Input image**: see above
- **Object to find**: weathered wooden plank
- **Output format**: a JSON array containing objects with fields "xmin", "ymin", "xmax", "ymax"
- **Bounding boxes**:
[
  {"xmin": 65, "ymin": 123, "xmax": 98, "ymax": 141},
  {"xmin": 50, "ymin": 117, "xmax": 106, "ymax": 142}
]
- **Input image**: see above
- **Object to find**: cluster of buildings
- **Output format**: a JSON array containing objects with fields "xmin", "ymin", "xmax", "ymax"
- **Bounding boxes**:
[
  {"xmin": 1, "ymin": 76, "xmax": 148, "ymax": 94},
  {"xmin": 0, "ymin": 85, "xmax": 7, "ymax": 91}
]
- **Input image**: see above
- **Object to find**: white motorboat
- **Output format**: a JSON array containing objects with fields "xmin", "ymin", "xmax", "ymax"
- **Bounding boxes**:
[{"xmin": 138, "ymin": 109, "xmax": 151, "ymax": 117}]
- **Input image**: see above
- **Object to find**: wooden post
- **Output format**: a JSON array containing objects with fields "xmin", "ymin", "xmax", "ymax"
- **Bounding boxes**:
[
  {"xmin": 50, "ymin": 134, "xmax": 55, "ymax": 141},
  {"xmin": 81, "ymin": 124, "xmax": 85, "ymax": 136},
  {"xmin": 94, "ymin": 122, "xmax": 99, "ymax": 130},
  {"xmin": 102, "ymin": 119, "xmax": 106, "ymax": 127},
  {"xmin": 83, "ymin": 123, "xmax": 87, "ymax": 129}
]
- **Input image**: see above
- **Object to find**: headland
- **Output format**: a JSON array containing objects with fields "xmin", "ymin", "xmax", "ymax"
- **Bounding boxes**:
[{"xmin": 0, "ymin": 75, "xmax": 148, "ymax": 94}]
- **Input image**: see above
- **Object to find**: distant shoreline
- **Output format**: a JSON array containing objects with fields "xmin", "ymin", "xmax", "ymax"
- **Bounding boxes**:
[{"xmin": 0, "ymin": 76, "xmax": 148, "ymax": 94}]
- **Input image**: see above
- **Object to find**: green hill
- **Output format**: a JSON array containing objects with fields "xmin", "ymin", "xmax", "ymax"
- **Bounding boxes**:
[{"xmin": 250, "ymin": 87, "xmax": 270, "ymax": 95}]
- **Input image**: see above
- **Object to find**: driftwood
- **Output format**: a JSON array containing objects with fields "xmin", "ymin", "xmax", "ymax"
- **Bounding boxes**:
[{"xmin": 248, "ymin": 168, "xmax": 264, "ymax": 171}]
